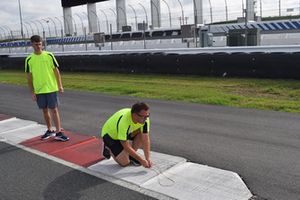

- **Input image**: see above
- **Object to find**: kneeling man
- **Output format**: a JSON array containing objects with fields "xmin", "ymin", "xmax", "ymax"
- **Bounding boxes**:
[{"xmin": 101, "ymin": 102, "xmax": 152, "ymax": 168}]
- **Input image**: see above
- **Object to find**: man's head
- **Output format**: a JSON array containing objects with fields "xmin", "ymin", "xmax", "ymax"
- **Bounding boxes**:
[
  {"xmin": 131, "ymin": 102, "xmax": 150, "ymax": 124},
  {"xmin": 30, "ymin": 35, "xmax": 43, "ymax": 54}
]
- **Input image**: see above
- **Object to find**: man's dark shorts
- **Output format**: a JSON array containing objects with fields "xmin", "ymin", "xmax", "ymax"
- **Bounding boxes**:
[
  {"xmin": 102, "ymin": 133, "xmax": 136, "ymax": 157},
  {"xmin": 36, "ymin": 92, "xmax": 59, "ymax": 109}
]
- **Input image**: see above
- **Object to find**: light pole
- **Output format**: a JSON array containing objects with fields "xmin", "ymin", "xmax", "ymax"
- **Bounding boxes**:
[
  {"xmin": 138, "ymin": 3, "xmax": 148, "ymax": 29},
  {"xmin": 208, "ymin": 0, "xmax": 213, "ymax": 24},
  {"xmin": 18, "ymin": 0, "xmax": 24, "ymax": 39},
  {"xmin": 161, "ymin": 0, "xmax": 172, "ymax": 27},
  {"xmin": 224, "ymin": 0, "xmax": 228, "ymax": 21},
  {"xmin": 244, "ymin": 8, "xmax": 248, "ymax": 46},
  {"xmin": 242, "ymin": 0, "xmax": 244, "ymax": 17},
  {"xmin": 260, "ymin": 0, "xmax": 262, "ymax": 17},
  {"xmin": 175, "ymin": 0, "xmax": 185, "ymax": 25},
  {"xmin": 279, "ymin": 0, "xmax": 281, "ymax": 16},
  {"xmin": 99, "ymin": 9, "xmax": 109, "ymax": 33},
  {"xmin": 128, "ymin": 5, "xmax": 138, "ymax": 31}
]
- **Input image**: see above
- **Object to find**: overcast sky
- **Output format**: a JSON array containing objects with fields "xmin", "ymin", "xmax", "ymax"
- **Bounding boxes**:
[{"xmin": 0, "ymin": 0, "xmax": 299, "ymax": 35}]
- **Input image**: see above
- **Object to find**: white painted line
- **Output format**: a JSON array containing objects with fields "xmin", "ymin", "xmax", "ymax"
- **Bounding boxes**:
[
  {"xmin": 0, "ymin": 118, "xmax": 37, "ymax": 134},
  {"xmin": 0, "ymin": 117, "xmax": 16, "ymax": 124},
  {"xmin": 1, "ymin": 124, "xmax": 47, "ymax": 144}
]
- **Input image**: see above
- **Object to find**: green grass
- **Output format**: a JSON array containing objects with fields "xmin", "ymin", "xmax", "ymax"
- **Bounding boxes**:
[{"xmin": 1, "ymin": 70, "xmax": 300, "ymax": 113}]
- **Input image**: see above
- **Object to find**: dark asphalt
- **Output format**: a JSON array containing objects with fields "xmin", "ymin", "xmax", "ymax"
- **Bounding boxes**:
[
  {"xmin": 0, "ymin": 83, "xmax": 299, "ymax": 200},
  {"xmin": 0, "ymin": 142, "xmax": 156, "ymax": 200}
]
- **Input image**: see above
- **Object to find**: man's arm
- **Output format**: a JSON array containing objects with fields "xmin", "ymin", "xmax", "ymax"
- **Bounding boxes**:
[
  {"xmin": 53, "ymin": 67, "xmax": 64, "ymax": 93},
  {"xmin": 26, "ymin": 73, "xmax": 36, "ymax": 101},
  {"xmin": 142, "ymin": 133, "xmax": 152, "ymax": 167}
]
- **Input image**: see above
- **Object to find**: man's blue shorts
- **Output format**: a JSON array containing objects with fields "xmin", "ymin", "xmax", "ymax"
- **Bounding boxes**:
[{"xmin": 36, "ymin": 92, "xmax": 59, "ymax": 109}]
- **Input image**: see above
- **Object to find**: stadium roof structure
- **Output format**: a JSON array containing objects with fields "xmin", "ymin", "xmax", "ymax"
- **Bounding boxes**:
[{"xmin": 61, "ymin": 0, "xmax": 108, "ymax": 7}]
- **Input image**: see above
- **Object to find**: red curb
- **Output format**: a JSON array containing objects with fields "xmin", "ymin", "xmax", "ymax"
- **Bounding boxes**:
[
  {"xmin": 0, "ymin": 114, "xmax": 13, "ymax": 121},
  {"xmin": 51, "ymin": 138, "xmax": 104, "ymax": 167},
  {"xmin": 20, "ymin": 130, "xmax": 105, "ymax": 167}
]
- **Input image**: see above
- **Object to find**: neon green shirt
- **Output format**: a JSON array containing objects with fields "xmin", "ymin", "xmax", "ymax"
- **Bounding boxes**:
[
  {"xmin": 25, "ymin": 51, "xmax": 59, "ymax": 94},
  {"xmin": 101, "ymin": 108, "xmax": 150, "ymax": 140}
]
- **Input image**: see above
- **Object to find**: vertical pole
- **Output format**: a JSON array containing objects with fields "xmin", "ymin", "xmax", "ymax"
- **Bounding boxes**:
[
  {"xmin": 225, "ymin": 0, "xmax": 228, "ymax": 21},
  {"xmin": 279, "ymin": 0, "xmax": 281, "ymax": 16},
  {"xmin": 143, "ymin": 21, "xmax": 146, "ymax": 49},
  {"xmin": 244, "ymin": 9, "xmax": 248, "ymax": 46},
  {"xmin": 193, "ymin": 0, "xmax": 197, "ymax": 47},
  {"xmin": 43, "ymin": 30, "xmax": 47, "ymax": 50},
  {"xmin": 260, "ymin": 0, "xmax": 262, "ymax": 17},
  {"xmin": 84, "ymin": 27, "xmax": 87, "ymax": 51},
  {"xmin": 110, "ymin": 24, "xmax": 113, "ymax": 50},
  {"xmin": 61, "ymin": 29, "xmax": 64, "ymax": 52},
  {"xmin": 18, "ymin": 0, "xmax": 24, "ymax": 39}
]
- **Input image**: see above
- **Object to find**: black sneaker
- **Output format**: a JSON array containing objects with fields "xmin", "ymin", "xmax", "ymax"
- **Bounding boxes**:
[
  {"xmin": 102, "ymin": 146, "xmax": 111, "ymax": 159},
  {"xmin": 41, "ymin": 130, "xmax": 55, "ymax": 140},
  {"xmin": 54, "ymin": 132, "xmax": 69, "ymax": 142},
  {"xmin": 129, "ymin": 156, "xmax": 141, "ymax": 166}
]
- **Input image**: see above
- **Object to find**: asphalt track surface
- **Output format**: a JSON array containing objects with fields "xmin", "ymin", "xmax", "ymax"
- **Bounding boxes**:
[{"xmin": 0, "ymin": 83, "xmax": 299, "ymax": 200}]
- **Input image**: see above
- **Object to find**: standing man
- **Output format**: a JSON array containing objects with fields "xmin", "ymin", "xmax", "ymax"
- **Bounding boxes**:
[
  {"xmin": 25, "ymin": 35, "xmax": 69, "ymax": 142},
  {"xmin": 101, "ymin": 102, "xmax": 152, "ymax": 168}
]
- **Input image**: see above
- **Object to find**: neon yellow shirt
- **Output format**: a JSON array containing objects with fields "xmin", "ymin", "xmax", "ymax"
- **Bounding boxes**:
[
  {"xmin": 101, "ymin": 108, "xmax": 150, "ymax": 140},
  {"xmin": 25, "ymin": 51, "xmax": 59, "ymax": 94}
]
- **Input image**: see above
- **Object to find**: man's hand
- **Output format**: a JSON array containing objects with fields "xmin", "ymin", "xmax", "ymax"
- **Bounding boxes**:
[
  {"xmin": 146, "ymin": 158, "xmax": 153, "ymax": 168},
  {"xmin": 31, "ymin": 93, "xmax": 37, "ymax": 101},
  {"xmin": 59, "ymin": 87, "xmax": 64, "ymax": 93},
  {"xmin": 140, "ymin": 159, "xmax": 151, "ymax": 168}
]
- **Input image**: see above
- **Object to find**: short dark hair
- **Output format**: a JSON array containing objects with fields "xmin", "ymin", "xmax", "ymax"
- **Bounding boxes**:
[
  {"xmin": 30, "ymin": 35, "xmax": 42, "ymax": 43},
  {"xmin": 131, "ymin": 102, "xmax": 149, "ymax": 114}
]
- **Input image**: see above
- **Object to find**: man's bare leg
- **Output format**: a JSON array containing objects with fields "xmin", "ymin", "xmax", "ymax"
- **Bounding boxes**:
[
  {"xmin": 114, "ymin": 150, "xmax": 130, "ymax": 167},
  {"xmin": 50, "ymin": 107, "xmax": 61, "ymax": 132},
  {"xmin": 42, "ymin": 108, "xmax": 52, "ymax": 130}
]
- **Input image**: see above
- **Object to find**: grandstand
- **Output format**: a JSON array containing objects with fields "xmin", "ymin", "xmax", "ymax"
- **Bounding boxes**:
[{"xmin": 1, "ymin": 19, "xmax": 300, "ymax": 53}]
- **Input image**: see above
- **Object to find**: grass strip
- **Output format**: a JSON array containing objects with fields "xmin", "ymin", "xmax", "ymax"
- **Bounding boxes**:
[{"xmin": 1, "ymin": 70, "xmax": 300, "ymax": 113}]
